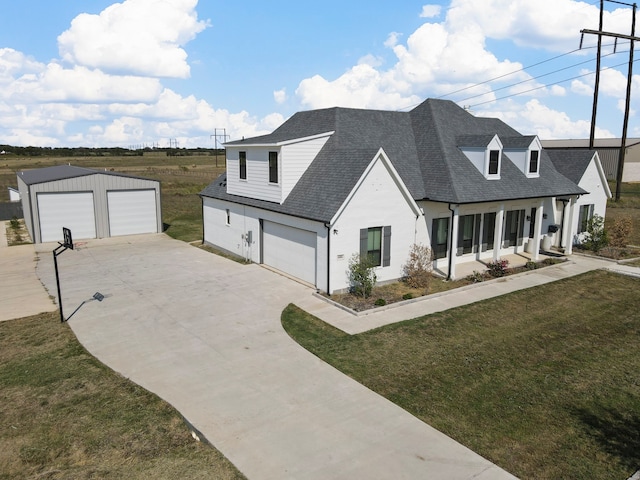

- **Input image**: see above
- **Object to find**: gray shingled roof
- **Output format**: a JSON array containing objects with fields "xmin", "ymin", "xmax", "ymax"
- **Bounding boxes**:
[
  {"xmin": 545, "ymin": 149, "xmax": 595, "ymax": 184},
  {"xmin": 202, "ymin": 99, "xmax": 586, "ymax": 223},
  {"xmin": 18, "ymin": 164, "xmax": 158, "ymax": 185}
]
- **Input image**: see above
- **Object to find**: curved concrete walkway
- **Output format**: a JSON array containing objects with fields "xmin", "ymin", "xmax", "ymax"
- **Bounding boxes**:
[{"xmin": 35, "ymin": 234, "xmax": 516, "ymax": 480}]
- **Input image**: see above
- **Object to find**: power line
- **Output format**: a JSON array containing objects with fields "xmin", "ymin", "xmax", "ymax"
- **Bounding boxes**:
[
  {"xmin": 455, "ymin": 49, "xmax": 624, "ymax": 104},
  {"xmin": 466, "ymin": 56, "xmax": 640, "ymax": 108}
]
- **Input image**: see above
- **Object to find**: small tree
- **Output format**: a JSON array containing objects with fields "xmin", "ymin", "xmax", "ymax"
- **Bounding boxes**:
[
  {"xmin": 348, "ymin": 253, "xmax": 377, "ymax": 298},
  {"xmin": 582, "ymin": 214, "xmax": 608, "ymax": 253},
  {"xmin": 608, "ymin": 215, "xmax": 632, "ymax": 248},
  {"xmin": 402, "ymin": 243, "xmax": 433, "ymax": 289}
]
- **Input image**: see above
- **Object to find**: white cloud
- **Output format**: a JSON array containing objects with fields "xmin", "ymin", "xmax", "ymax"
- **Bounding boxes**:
[
  {"xmin": 481, "ymin": 99, "xmax": 614, "ymax": 138},
  {"xmin": 274, "ymin": 88, "xmax": 287, "ymax": 104},
  {"xmin": 420, "ymin": 5, "xmax": 441, "ymax": 18},
  {"xmin": 57, "ymin": 0, "xmax": 209, "ymax": 78}
]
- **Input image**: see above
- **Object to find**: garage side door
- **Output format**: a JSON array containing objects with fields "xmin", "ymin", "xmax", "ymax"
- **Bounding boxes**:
[
  {"xmin": 263, "ymin": 221, "xmax": 316, "ymax": 285},
  {"xmin": 108, "ymin": 190, "xmax": 158, "ymax": 236},
  {"xmin": 37, "ymin": 192, "xmax": 96, "ymax": 243}
]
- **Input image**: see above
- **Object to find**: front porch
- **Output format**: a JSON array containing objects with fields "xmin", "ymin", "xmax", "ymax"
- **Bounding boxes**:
[{"xmin": 434, "ymin": 250, "xmax": 566, "ymax": 280}]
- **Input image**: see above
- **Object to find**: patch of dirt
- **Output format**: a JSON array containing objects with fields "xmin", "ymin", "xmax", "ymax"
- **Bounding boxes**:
[{"xmin": 4, "ymin": 219, "xmax": 31, "ymax": 246}]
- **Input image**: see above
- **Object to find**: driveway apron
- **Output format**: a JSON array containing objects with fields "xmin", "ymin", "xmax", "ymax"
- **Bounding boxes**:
[{"xmin": 36, "ymin": 234, "xmax": 516, "ymax": 480}]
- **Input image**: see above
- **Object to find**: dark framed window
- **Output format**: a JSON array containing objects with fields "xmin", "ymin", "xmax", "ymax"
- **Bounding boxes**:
[
  {"xmin": 367, "ymin": 227, "xmax": 382, "ymax": 266},
  {"xmin": 503, "ymin": 209, "xmax": 525, "ymax": 247},
  {"xmin": 359, "ymin": 226, "xmax": 391, "ymax": 267},
  {"xmin": 529, "ymin": 150, "xmax": 539, "ymax": 174},
  {"xmin": 578, "ymin": 204, "xmax": 594, "ymax": 233},
  {"xmin": 268, "ymin": 151, "xmax": 278, "ymax": 183},
  {"xmin": 482, "ymin": 212, "xmax": 496, "ymax": 251},
  {"xmin": 431, "ymin": 217, "xmax": 449, "ymax": 259},
  {"xmin": 239, "ymin": 151, "xmax": 247, "ymax": 179},
  {"xmin": 488, "ymin": 150, "xmax": 500, "ymax": 175}
]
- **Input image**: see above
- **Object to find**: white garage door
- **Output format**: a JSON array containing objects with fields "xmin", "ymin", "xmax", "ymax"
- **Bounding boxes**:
[
  {"xmin": 263, "ymin": 221, "xmax": 316, "ymax": 285},
  {"xmin": 38, "ymin": 192, "xmax": 96, "ymax": 243},
  {"xmin": 108, "ymin": 190, "xmax": 158, "ymax": 236}
]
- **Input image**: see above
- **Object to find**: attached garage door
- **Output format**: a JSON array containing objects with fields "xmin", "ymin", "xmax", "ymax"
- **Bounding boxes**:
[
  {"xmin": 108, "ymin": 190, "xmax": 158, "ymax": 236},
  {"xmin": 262, "ymin": 221, "xmax": 316, "ymax": 285},
  {"xmin": 37, "ymin": 192, "xmax": 96, "ymax": 243}
]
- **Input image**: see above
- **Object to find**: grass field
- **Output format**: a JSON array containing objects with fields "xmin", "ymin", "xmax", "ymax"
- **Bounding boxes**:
[
  {"xmin": 282, "ymin": 270, "xmax": 640, "ymax": 480},
  {"xmin": 0, "ymin": 312, "xmax": 246, "ymax": 480}
]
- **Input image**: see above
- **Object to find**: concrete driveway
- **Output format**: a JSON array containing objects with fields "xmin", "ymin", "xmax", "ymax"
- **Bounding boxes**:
[{"xmin": 35, "ymin": 234, "xmax": 516, "ymax": 480}]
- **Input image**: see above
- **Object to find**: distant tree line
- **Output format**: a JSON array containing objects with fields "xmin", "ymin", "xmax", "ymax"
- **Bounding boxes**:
[{"xmin": 0, "ymin": 145, "xmax": 223, "ymax": 157}]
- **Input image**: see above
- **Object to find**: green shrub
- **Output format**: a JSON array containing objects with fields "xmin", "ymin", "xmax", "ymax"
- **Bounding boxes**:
[
  {"xmin": 374, "ymin": 298, "xmax": 387, "ymax": 307},
  {"xmin": 348, "ymin": 253, "xmax": 377, "ymax": 298},
  {"xmin": 402, "ymin": 293, "xmax": 414, "ymax": 300},
  {"xmin": 9, "ymin": 216, "xmax": 20, "ymax": 230},
  {"xmin": 582, "ymin": 214, "xmax": 608, "ymax": 253},
  {"xmin": 525, "ymin": 260, "xmax": 538, "ymax": 270}
]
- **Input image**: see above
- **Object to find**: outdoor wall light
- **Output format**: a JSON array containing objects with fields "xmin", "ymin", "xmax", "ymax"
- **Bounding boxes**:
[{"xmin": 333, "ymin": 229, "xmax": 339, "ymax": 235}]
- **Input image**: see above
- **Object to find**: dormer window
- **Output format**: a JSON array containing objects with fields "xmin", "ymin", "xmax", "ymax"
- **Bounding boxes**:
[
  {"xmin": 528, "ymin": 150, "xmax": 539, "ymax": 174},
  {"xmin": 488, "ymin": 150, "xmax": 500, "ymax": 175}
]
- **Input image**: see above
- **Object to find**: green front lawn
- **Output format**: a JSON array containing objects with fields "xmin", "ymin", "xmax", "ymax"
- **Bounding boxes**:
[{"xmin": 282, "ymin": 270, "xmax": 640, "ymax": 480}]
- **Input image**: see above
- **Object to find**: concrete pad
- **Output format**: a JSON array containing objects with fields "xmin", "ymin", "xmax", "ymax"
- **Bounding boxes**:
[
  {"xmin": 0, "ymin": 243, "xmax": 57, "ymax": 321},
  {"xmin": 35, "ymin": 234, "xmax": 516, "ymax": 480}
]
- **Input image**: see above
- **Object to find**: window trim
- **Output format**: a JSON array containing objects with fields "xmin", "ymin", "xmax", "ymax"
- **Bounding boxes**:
[
  {"xmin": 268, "ymin": 151, "xmax": 278, "ymax": 184},
  {"xmin": 528, "ymin": 150, "xmax": 539, "ymax": 175},
  {"xmin": 578, "ymin": 204, "xmax": 594, "ymax": 234},
  {"xmin": 239, "ymin": 151, "xmax": 247, "ymax": 180},
  {"xmin": 431, "ymin": 217, "xmax": 449, "ymax": 260},
  {"xmin": 488, "ymin": 149, "xmax": 500, "ymax": 177},
  {"xmin": 359, "ymin": 226, "xmax": 391, "ymax": 267}
]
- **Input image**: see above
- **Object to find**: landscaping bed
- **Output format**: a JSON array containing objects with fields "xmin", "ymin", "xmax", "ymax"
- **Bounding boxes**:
[{"xmin": 328, "ymin": 257, "xmax": 566, "ymax": 312}]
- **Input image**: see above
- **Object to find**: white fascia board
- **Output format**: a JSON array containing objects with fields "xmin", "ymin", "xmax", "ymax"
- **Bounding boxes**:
[
  {"xmin": 591, "ymin": 151, "xmax": 613, "ymax": 198},
  {"xmin": 328, "ymin": 147, "xmax": 422, "ymax": 226},
  {"xmin": 224, "ymin": 131, "xmax": 334, "ymax": 148}
]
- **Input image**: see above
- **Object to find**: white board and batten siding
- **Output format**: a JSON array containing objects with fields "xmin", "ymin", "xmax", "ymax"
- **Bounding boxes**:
[
  {"xmin": 226, "ymin": 135, "xmax": 330, "ymax": 204},
  {"xmin": 202, "ymin": 197, "xmax": 327, "ymax": 289},
  {"xmin": 21, "ymin": 172, "xmax": 161, "ymax": 243}
]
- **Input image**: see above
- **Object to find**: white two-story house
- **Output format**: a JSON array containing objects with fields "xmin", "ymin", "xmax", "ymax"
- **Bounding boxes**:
[{"xmin": 200, "ymin": 99, "xmax": 608, "ymax": 294}]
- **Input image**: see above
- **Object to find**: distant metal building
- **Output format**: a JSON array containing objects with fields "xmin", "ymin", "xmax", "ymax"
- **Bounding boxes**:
[
  {"xmin": 542, "ymin": 138, "xmax": 640, "ymax": 181},
  {"xmin": 17, "ymin": 165, "xmax": 162, "ymax": 243}
]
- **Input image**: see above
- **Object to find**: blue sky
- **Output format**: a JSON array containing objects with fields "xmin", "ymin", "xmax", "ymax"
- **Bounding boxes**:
[{"xmin": 0, "ymin": 0, "xmax": 638, "ymax": 148}]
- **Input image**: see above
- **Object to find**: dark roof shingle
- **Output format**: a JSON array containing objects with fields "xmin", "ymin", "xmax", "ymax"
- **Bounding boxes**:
[{"xmin": 203, "ymin": 99, "xmax": 586, "ymax": 222}]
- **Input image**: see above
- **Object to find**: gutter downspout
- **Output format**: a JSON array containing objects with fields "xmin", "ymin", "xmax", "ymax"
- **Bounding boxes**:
[{"xmin": 447, "ymin": 203, "xmax": 455, "ymax": 281}]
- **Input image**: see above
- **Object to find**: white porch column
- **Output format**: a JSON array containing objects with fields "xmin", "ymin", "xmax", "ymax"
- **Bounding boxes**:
[
  {"xmin": 561, "ymin": 200, "xmax": 571, "ymax": 251},
  {"xmin": 449, "ymin": 206, "xmax": 460, "ymax": 280},
  {"xmin": 533, "ymin": 200, "xmax": 544, "ymax": 261},
  {"xmin": 564, "ymin": 196, "xmax": 577, "ymax": 255},
  {"xmin": 493, "ymin": 203, "xmax": 505, "ymax": 260}
]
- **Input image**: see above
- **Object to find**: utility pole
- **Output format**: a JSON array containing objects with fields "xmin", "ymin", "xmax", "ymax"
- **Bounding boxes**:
[
  {"xmin": 582, "ymin": 0, "xmax": 638, "ymax": 201},
  {"xmin": 589, "ymin": 0, "xmax": 605, "ymax": 148},
  {"xmin": 210, "ymin": 128, "xmax": 229, "ymax": 168}
]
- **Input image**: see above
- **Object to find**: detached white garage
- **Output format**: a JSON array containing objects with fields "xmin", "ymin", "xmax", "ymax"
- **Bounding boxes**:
[
  {"xmin": 18, "ymin": 165, "xmax": 162, "ymax": 244},
  {"xmin": 262, "ymin": 220, "xmax": 317, "ymax": 285}
]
